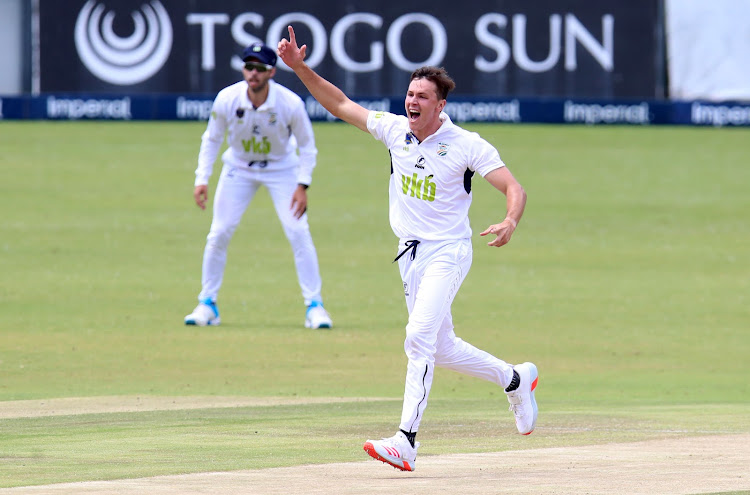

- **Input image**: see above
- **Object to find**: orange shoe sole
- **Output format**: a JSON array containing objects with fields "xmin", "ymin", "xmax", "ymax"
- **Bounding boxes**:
[{"xmin": 363, "ymin": 442, "xmax": 413, "ymax": 471}]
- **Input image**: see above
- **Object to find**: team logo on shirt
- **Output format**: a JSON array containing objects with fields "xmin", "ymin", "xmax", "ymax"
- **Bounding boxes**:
[
  {"xmin": 437, "ymin": 142, "xmax": 450, "ymax": 156},
  {"xmin": 401, "ymin": 173, "xmax": 436, "ymax": 202},
  {"xmin": 403, "ymin": 132, "xmax": 419, "ymax": 151},
  {"xmin": 236, "ymin": 108, "xmax": 245, "ymax": 119},
  {"xmin": 269, "ymin": 113, "xmax": 277, "ymax": 125},
  {"xmin": 403, "ymin": 133, "xmax": 415, "ymax": 151},
  {"xmin": 242, "ymin": 136, "xmax": 271, "ymax": 154}
]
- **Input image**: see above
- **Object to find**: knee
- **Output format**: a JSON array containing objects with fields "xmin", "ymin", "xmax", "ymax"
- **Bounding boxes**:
[
  {"xmin": 283, "ymin": 223, "xmax": 311, "ymax": 249},
  {"xmin": 206, "ymin": 229, "xmax": 233, "ymax": 250},
  {"xmin": 283, "ymin": 221, "xmax": 309, "ymax": 241},
  {"xmin": 403, "ymin": 328, "xmax": 435, "ymax": 360}
]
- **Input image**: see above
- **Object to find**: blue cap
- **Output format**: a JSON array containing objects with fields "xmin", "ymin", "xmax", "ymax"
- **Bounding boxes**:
[{"xmin": 241, "ymin": 42, "xmax": 277, "ymax": 67}]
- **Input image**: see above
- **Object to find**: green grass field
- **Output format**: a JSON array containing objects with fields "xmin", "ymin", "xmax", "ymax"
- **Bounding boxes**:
[{"xmin": 0, "ymin": 121, "xmax": 748, "ymax": 488}]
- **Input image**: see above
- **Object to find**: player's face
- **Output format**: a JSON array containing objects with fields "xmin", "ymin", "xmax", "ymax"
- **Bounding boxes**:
[
  {"xmin": 404, "ymin": 78, "xmax": 446, "ymax": 138},
  {"xmin": 243, "ymin": 60, "xmax": 275, "ymax": 92}
]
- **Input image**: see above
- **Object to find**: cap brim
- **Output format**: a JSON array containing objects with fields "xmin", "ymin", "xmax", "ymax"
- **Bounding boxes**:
[{"xmin": 243, "ymin": 57, "xmax": 273, "ymax": 67}]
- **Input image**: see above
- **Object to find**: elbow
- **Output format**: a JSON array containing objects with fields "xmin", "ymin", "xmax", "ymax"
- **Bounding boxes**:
[{"xmin": 513, "ymin": 183, "xmax": 527, "ymax": 204}]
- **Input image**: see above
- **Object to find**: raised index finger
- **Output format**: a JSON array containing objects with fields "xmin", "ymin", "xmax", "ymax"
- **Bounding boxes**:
[{"xmin": 287, "ymin": 25, "xmax": 297, "ymax": 46}]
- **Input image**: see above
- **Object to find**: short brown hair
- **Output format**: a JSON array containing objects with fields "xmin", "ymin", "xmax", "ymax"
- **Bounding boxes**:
[{"xmin": 410, "ymin": 66, "xmax": 456, "ymax": 100}]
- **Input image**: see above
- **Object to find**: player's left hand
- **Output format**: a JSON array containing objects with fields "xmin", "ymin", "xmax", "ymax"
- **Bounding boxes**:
[
  {"xmin": 479, "ymin": 218, "xmax": 517, "ymax": 247},
  {"xmin": 194, "ymin": 185, "xmax": 209, "ymax": 210},
  {"xmin": 290, "ymin": 185, "xmax": 308, "ymax": 219}
]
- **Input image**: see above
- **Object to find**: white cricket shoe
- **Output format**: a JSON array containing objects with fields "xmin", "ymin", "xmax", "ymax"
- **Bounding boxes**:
[
  {"xmin": 363, "ymin": 431, "xmax": 419, "ymax": 472},
  {"xmin": 184, "ymin": 300, "xmax": 220, "ymax": 326},
  {"xmin": 505, "ymin": 362, "xmax": 539, "ymax": 435},
  {"xmin": 305, "ymin": 301, "xmax": 332, "ymax": 329}
]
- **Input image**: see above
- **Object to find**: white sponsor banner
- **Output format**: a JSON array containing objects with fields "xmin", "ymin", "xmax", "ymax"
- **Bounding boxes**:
[{"xmin": 666, "ymin": 0, "xmax": 750, "ymax": 101}]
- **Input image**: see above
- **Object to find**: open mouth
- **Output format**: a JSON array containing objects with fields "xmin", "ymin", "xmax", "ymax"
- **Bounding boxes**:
[{"xmin": 408, "ymin": 110, "xmax": 421, "ymax": 122}]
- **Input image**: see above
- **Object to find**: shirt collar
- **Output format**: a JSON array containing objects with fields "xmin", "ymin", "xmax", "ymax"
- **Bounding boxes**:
[
  {"xmin": 243, "ymin": 79, "xmax": 277, "ymax": 111},
  {"xmin": 422, "ymin": 112, "xmax": 454, "ymax": 141}
]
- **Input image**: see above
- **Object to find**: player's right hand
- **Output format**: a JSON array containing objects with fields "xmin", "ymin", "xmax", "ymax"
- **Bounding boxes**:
[
  {"xmin": 278, "ymin": 26, "xmax": 307, "ymax": 69},
  {"xmin": 194, "ymin": 185, "xmax": 208, "ymax": 210}
]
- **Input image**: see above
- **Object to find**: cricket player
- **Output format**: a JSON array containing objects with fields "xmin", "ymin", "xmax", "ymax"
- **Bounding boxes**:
[
  {"xmin": 184, "ymin": 42, "xmax": 332, "ymax": 330},
  {"xmin": 278, "ymin": 26, "xmax": 538, "ymax": 471}
]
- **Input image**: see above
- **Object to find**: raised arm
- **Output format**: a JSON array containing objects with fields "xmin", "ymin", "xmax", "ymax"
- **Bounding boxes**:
[{"xmin": 278, "ymin": 26, "xmax": 370, "ymax": 132}]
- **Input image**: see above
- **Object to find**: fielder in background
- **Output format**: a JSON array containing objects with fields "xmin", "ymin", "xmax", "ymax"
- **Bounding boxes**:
[
  {"xmin": 184, "ymin": 42, "xmax": 333, "ymax": 330},
  {"xmin": 279, "ymin": 26, "xmax": 538, "ymax": 471}
]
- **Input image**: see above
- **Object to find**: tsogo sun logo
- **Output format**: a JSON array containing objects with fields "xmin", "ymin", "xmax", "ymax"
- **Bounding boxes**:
[{"xmin": 74, "ymin": 0, "xmax": 173, "ymax": 85}]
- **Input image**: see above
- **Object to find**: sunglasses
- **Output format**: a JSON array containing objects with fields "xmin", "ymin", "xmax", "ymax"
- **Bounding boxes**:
[{"xmin": 244, "ymin": 62, "xmax": 272, "ymax": 72}]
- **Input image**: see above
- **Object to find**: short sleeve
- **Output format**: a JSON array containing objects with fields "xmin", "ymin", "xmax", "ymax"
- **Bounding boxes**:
[
  {"xmin": 470, "ymin": 136, "xmax": 505, "ymax": 177},
  {"xmin": 367, "ymin": 111, "xmax": 405, "ymax": 147}
]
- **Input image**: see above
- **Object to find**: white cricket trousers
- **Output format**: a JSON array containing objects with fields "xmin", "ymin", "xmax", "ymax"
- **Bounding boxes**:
[
  {"xmin": 198, "ymin": 162, "xmax": 323, "ymax": 306},
  {"xmin": 396, "ymin": 238, "xmax": 515, "ymax": 434}
]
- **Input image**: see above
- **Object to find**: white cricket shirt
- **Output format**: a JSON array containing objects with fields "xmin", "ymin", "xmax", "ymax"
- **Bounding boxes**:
[
  {"xmin": 195, "ymin": 79, "xmax": 317, "ymax": 186},
  {"xmin": 367, "ymin": 111, "xmax": 505, "ymax": 241}
]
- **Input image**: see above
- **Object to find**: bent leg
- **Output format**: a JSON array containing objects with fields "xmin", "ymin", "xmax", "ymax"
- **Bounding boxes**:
[{"xmin": 434, "ymin": 312, "xmax": 515, "ymax": 389}]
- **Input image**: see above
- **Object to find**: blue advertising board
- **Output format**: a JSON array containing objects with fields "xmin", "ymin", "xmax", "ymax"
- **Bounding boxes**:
[{"xmin": 2, "ymin": 94, "xmax": 749, "ymax": 126}]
